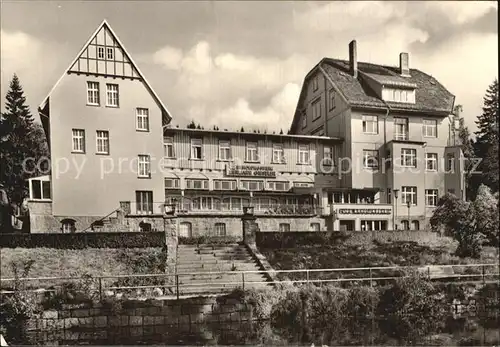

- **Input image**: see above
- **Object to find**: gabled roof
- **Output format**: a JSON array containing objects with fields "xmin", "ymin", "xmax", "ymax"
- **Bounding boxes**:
[{"xmin": 38, "ymin": 19, "xmax": 172, "ymax": 124}]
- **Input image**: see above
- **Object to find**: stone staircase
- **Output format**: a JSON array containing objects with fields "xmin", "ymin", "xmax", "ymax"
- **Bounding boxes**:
[{"xmin": 175, "ymin": 244, "xmax": 271, "ymax": 296}]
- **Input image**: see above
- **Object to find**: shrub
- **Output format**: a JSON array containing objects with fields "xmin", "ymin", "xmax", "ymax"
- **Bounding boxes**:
[{"xmin": 347, "ymin": 285, "xmax": 380, "ymax": 318}]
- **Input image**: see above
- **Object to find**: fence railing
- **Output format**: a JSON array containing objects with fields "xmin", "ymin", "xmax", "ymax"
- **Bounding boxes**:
[{"xmin": 1, "ymin": 263, "xmax": 498, "ymax": 300}]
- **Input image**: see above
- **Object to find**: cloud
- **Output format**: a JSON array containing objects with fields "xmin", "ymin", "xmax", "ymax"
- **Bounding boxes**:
[{"xmin": 152, "ymin": 45, "xmax": 183, "ymax": 70}]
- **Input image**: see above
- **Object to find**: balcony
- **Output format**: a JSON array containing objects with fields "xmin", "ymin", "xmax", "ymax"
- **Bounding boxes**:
[
  {"xmin": 125, "ymin": 202, "xmax": 175, "ymax": 216},
  {"xmin": 321, "ymin": 203, "xmax": 392, "ymax": 217}
]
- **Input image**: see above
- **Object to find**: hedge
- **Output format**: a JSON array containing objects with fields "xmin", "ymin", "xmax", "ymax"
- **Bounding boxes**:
[
  {"xmin": 178, "ymin": 235, "xmax": 241, "ymax": 245},
  {"xmin": 0, "ymin": 232, "xmax": 164, "ymax": 249}
]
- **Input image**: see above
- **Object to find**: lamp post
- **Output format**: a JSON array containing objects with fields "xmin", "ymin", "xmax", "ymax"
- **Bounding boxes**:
[
  {"xmin": 407, "ymin": 201, "xmax": 411, "ymax": 230},
  {"xmin": 393, "ymin": 189, "xmax": 399, "ymax": 230}
]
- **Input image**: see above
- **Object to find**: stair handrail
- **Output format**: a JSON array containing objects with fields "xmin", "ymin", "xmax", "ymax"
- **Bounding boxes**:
[{"xmin": 81, "ymin": 207, "xmax": 120, "ymax": 233}]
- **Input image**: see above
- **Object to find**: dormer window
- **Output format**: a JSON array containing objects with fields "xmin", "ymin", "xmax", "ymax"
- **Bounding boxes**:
[{"xmin": 382, "ymin": 87, "xmax": 415, "ymax": 104}]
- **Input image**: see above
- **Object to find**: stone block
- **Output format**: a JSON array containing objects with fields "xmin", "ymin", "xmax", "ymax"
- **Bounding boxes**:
[
  {"xmin": 78, "ymin": 317, "xmax": 94, "ymax": 328},
  {"xmin": 218, "ymin": 313, "xmax": 232, "ymax": 322},
  {"xmin": 120, "ymin": 315, "xmax": 130, "ymax": 326},
  {"xmin": 153, "ymin": 316, "xmax": 165, "ymax": 325},
  {"xmin": 164, "ymin": 315, "xmax": 178, "ymax": 326},
  {"xmin": 63, "ymin": 317, "xmax": 80, "ymax": 329},
  {"xmin": 231, "ymin": 312, "xmax": 241, "ymax": 322},
  {"xmin": 129, "ymin": 315, "xmax": 143, "ymax": 326},
  {"xmin": 204, "ymin": 313, "xmax": 219, "ymax": 323},
  {"xmin": 42, "ymin": 310, "xmax": 58, "ymax": 319},
  {"xmin": 71, "ymin": 309, "xmax": 90, "ymax": 318},
  {"xmin": 108, "ymin": 316, "xmax": 122, "ymax": 327},
  {"xmin": 94, "ymin": 316, "xmax": 107, "ymax": 328},
  {"xmin": 190, "ymin": 313, "xmax": 204, "ymax": 324},
  {"xmin": 179, "ymin": 314, "xmax": 190, "ymax": 326},
  {"xmin": 130, "ymin": 327, "xmax": 143, "ymax": 337},
  {"xmin": 145, "ymin": 306, "xmax": 160, "ymax": 316},
  {"xmin": 143, "ymin": 315, "xmax": 156, "ymax": 326}
]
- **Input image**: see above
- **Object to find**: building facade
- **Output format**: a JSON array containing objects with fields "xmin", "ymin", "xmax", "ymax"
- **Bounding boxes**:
[{"xmin": 289, "ymin": 40, "xmax": 464, "ymax": 231}]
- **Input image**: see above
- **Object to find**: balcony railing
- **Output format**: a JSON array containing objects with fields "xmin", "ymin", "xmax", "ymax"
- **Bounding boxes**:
[{"xmin": 126, "ymin": 202, "xmax": 175, "ymax": 216}]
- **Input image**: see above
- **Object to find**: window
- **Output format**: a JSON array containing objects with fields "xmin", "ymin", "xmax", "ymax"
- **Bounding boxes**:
[
  {"xmin": 164, "ymin": 178, "xmax": 180, "ymax": 189},
  {"xmin": 97, "ymin": 47, "xmax": 105, "ymax": 59},
  {"xmin": 106, "ymin": 47, "xmax": 114, "ymax": 60},
  {"xmin": 302, "ymin": 113, "xmax": 307, "ymax": 128},
  {"xmin": 30, "ymin": 180, "xmax": 51, "ymax": 200},
  {"xmin": 310, "ymin": 223, "xmax": 320, "ymax": 232},
  {"xmin": 446, "ymin": 153, "xmax": 454, "ymax": 172},
  {"xmin": 136, "ymin": 191, "xmax": 153, "ymax": 214},
  {"xmin": 362, "ymin": 115, "xmax": 378, "ymax": 134},
  {"xmin": 401, "ymin": 148, "xmax": 417, "ymax": 167},
  {"xmin": 191, "ymin": 138, "xmax": 203, "ymax": 159},
  {"xmin": 401, "ymin": 220, "xmax": 410, "ymax": 230},
  {"xmin": 186, "ymin": 179, "xmax": 208, "ymax": 190},
  {"xmin": 136, "ymin": 108, "xmax": 149, "ymax": 131},
  {"xmin": 87, "ymin": 81, "xmax": 99, "ymax": 105},
  {"xmin": 61, "ymin": 219, "xmax": 76, "ymax": 233},
  {"xmin": 241, "ymin": 180, "xmax": 264, "ymax": 191},
  {"xmin": 214, "ymin": 223, "xmax": 226, "ymax": 236},
  {"xmin": 298, "ymin": 144, "xmax": 310, "ymax": 164},
  {"xmin": 96, "ymin": 130, "xmax": 109, "ymax": 154},
  {"xmin": 179, "ymin": 222, "xmax": 192, "ymax": 238},
  {"xmin": 294, "ymin": 182, "xmax": 313, "ymax": 188},
  {"xmin": 106, "ymin": 84, "xmax": 119, "ymax": 107},
  {"xmin": 164, "ymin": 137, "xmax": 175, "ymax": 158},
  {"xmin": 219, "ymin": 140, "xmax": 231, "ymax": 161},
  {"xmin": 411, "ymin": 220, "xmax": 420, "ymax": 230},
  {"xmin": 329, "ymin": 89, "xmax": 336, "ymax": 110},
  {"xmin": 324, "ymin": 146, "xmax": 333, "ymax": 166},
  {"xmin": 272, "ymin": 144, "xmax": 285, "ymax": 163},
  {"xmin": 361, "ymin": 220, "xmax": 388, "ymax": 231},
  {"xmin": 312, "ymin": 98, "xmax": 321, "ymax": 120},
  {"xmin": 423, "ymin": 119, "xmax": 437, "ymax": 138},
  {"xmin": 425, "ymin": 189, "xmax": 438, "ymax": 207},
  {"xmin": 312, "ymin": 76, "xmax": 318, "ymax": 91},
  {"xmin": 214, "ymin": 180, "xmax": 237, "ymax": 191},
  {"xmin": 279, "ymin": 223, "xmax": 291, "ymax": 232},
  {"xmin": 387, "ymin": 188, "xmax": 392, "ymax": 204},
  {"xmin": 394, "ymin": 117, "xmax": 408, "ymax": 140},
  {"xmin": 139, "ymin": 221, "xmax": 152, "ymax": 232},
  {"xmin": 246, "ymin": 142, "xmax": 259, "ymax": 162},
  {"xmin": 72, "ymin": 129, "xmax": 85, "ymax": 153},
  {"xmin": 138, "ymin": 155, "xmax": 151, "ymax": 178},
  {"xmin": 267, "ymin": 181, "xmax": 289, "ymax": 191},
  {"xmin": 401, "ymin": 186, "xmax": 417, "ymax": 205},
  {"xmin": 426, "ymin": 153, "xmax": 438, "ymax": 171},
  {"xmin": 363, "ymin": 149, "xmax": 379, "ymax": 169}
]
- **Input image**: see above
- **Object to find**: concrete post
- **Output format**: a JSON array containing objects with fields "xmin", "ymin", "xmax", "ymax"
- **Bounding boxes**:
[{"xmin": 242, "ymin": 206, "xmax": 258, "ymax": 246}]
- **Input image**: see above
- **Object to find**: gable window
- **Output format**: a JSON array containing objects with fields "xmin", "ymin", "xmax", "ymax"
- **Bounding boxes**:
[
  {"xmin": 394, "ymin": 117, "xmax": 409, "ymax": 140},
  {"xmin": 329, "ymin": 89, "xmax": 336, "ymax": 110},
  {"xmin": 312, "ymin": 76, "xmax": 318, "ymax": 91},
  {"xmin": 312, "ymin": 98, "xmax": 321, "ymax": 120},
  {"xmin": 302, "ymin": 113, "xmax": 307, "ymax": 128},
  {"xmin": 324, "ymin": 146, "xmax": 333, "ymax": 166},
  {"xmin": 362, "ymin": 115, "xmax": 378, "ymax": 134},
  {"xmin": 87, "ymin": 81, "xmax": 99, "ymax": 105},
  {"xmin": 425, "ymin": 189, "xmax": 438, "ymax": 207},
  {"xmin": 401, "ymin": 148, "xmax": 417, "ymax": 167},
  {"xmin": 191, "ymin": 138, "xmax": 203, "ymax": 160},
  {"xmin": 219, "ymin": 140, "xmax": 231, "ymax": 161},
  {"xmin": 30, "ymin": 179, "xmax": 51, "ymax": 200},
  {"xmin": 136, "ymin": 108, "xmax": 149, "ymax": 131},
  {"xmin": 106, "ymin": 47, "xmax": 114, "ymax": 60},
  {"xmin": 246, "ymin": 142, "xmax": 259, "ymax": 162},
  {"xmin": 272, "ymin": 144, "xmax": 285, "ymax": 163},
  {"xmin": 401, "ymin": 186, "xmax": 417, "ymax": 205},
  {"xmin": 267, "ymin": 181, "xmax": 289, "ymax": 191},
  {"xmin": 138, "ymin": 155, "xmax": 151, "ymax": 178},
  {"xmin": 241, "ymin": 180, "xmax": 264, "ymax": 191},
  {"xmin": 164, "ymin": 178, "xmax": 180, "ymax": 189},
  {"xmin": 426, "ymin": 153, "xmax": 438, "ymax": 171},
  {"xmin": 97, "ymin": 47, "xmax": 105, "ymax": 59},
  {"xmin": 186, "ymin": 179, "xmax": 208, "ymax": 190},
  {"xmin": 423, "ymin": 119, "xmax": 437, "ymax": 137},
  {"xmin": 96, "ymin": 130, "xmax": 109, "ymax": 154},
  {"xmin": 164, "ymin": 137, "xmax": 175, "ymax": 158},
  {"xmin": 106, "ymin": 84, "xmax": 119, "ymax": 107},
  {"xmin": 136, "ymin": 190, "xmax": 153, "ymax": 214},
  {"xmin": 363, "ymin": 149, "xmax": 379, "ymax": 169},
  {"xmin": 298, "ymin": 144, "xmax": 310, "ymax": 164},
  {"xmin": 214, "ymin": 180, "xmax": 237, "ymax": 191},
  {"xmin": 279, "ymin": 223, "xmax": 291, "ymax": 232},
  {"xmin": 72, "ymin": 129, "xmax": 85, "ymax": 153},
  {"xmin": 214, "ymin": 223, "xmax": 226, "ymax": 236}
]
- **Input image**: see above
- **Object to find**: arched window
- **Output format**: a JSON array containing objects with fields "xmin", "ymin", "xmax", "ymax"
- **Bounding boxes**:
[
  {"xmin": 179, "ymin": 222, "xmax": 192, "ymax": 238},
  {"xmin": 214, "ymin": 223, "xmax": 226, "ymax": 236},
  {"xmin": 139, "ymin": 221, "xmax": 152, "ymax": 232},
  {"xmin": 401, "ymin": 220, "xmax": 409, "ymax": 230},
  {"xmin": 61, "ymin": 219, "xmax": 76, "ymax": 233},
  {"xmin": 411, "ymin": 220, "xmax": 420, "ymax": 231}
]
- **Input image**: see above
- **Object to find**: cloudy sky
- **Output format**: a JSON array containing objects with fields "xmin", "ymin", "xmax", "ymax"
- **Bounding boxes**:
[{"xmin": 1, "ymin": 1, "xmax": 498, "ymax": 134}]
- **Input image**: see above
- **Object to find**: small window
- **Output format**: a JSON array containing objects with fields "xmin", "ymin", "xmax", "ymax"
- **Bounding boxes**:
[
  {"xmin": 139, "ymin": 221, "xmax": 152, "ymax": 232},
  {"xmin": 246, "ymin": 142, "xmax": 259, "ymax": 162},
  {"xmin": 312, "ymin": 98, "xmax": 321, "ymax": 120},
  {"xmin": 61, "ymin": 219, "xmax": 76, "ymax": 233},
  {"xmin": 106, "ymin": 84, "xmax": 119, "ymax": 107},
  {"xmin": 164, "ymin": 178, "xmax": 180, "ymax": 189},
  {"xmin": 362, "ymin": 115, "xmax": 378, "ymax": 134},
  {"xmin": 298, "ymin": 144, "xmax": 310, "ymax": 164},
  {"xmin": 214, "ymin": 180, "xmax": 237, "ymax": 191},
  {"xmin": 387, "ymin": 188, "xmax": 392, "ymax": 204},
  {"xmin": 310, "ymin": 223, "xmax": 320, "ymax": 232},
  {"xmin": 138, "ymin": 155, "xmax": 151, "ymax": 178},
  {"xmin": 426, "ymin": 153, "xmax": 438, "ymax": 171},
  {"xmin": 240, "ymin": 180, "xmax": 264, "ymax": 191},
  {"xmin": 96, "ymin": 130, "xmax": 109, "ymax": 154},
  {"xmin": 87, "ymin": 81, "xmax": 100, "ymax": 106},
  {"xmin": 401, "ymin": 186, "xmax": 417, "ymax": 205},
  {"xmin": 136, "ymin": 108, "xmax": 149, "ymax": 131},
  {"xmin": 267, "ymin": 181, "xmax": 289, "ymax": 191},
  {"xmin": 186, "ymin": 179, "xmax": 208, "ymax": 190},
  {"xmin": 97, "ymin": 47, "xmax": 105, "ymax": 59},
  {"xmin": 323, "ymin": 146, "xmax": 333, "ymax": 166},
  {"xmin": 446, "ymin": 154, "xmax": 454, "ymax": 172},
  {"xmin": 30, "ymin": 180, "xmax": 50, "ymax": 200},
  {"xmin": 423, "ymin": 119, "xmax": 437, "ymax": 138},
  {"xmin": 394, "ymin": 117, "xmax": 409, "ymax": 140},
  {"xmin": 279, "ymin": 223, "xmax": 291, "ymax": 232},
  {"xmin": 329, "ymin": 89, "xmax": 336, "ymax": 110},
  {"xmin": 401, "ymin": 148, "xmax": 417, "ymax": 167},
  {"xmin": 219, "ymin": 140, "xmax": 231, "ymax": 161},
  {"xmin": 425, "ymin": 189, "xmax": 438, "ymax": 206},
  {"xmin": 312, "ymin": 76, "xmax": 318, "ymax": 91},
  {"xmin": 72, "ymin": 129, "xmax": 85, "ymax": 153},
  {"xmin": 164, "ymin": 137, "xmax": 175, "ymax": 158},
  {"xmin": 272, "ymin": 144, "xmax": 285, "ymax": 163},
  {"xmin": 411, "ymin": 220, "xmax": 420, "ymax": 231},
  {"xmin": 363, "ymin": 149, "xmax": 379, "ymax": 169},
  {"xmin": 136, "ymin": 191, "xmax": 153, "ymax": 214},
  {"xmin": 401, "ymin": 220, "xmax": 410, "ymax": 230},
  {"xmin": 302, "ymin": 113, "xmax": 307, "ymax": 128},
  {"xmin": 106, "ymin": 47, "xmax": 114, "ymax": 60},
  {"xmin": 214, "ymin": 223, "xmax": 226, "ymax": 236},
  {"xmin": 191, "ymin": 138, "xmax": 203, "ymax": 160}
]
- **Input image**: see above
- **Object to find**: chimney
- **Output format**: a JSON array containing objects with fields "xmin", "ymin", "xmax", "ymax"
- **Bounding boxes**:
[
  {"xmin": 349, "ymin": 40, "xmax": 358, "ymax": 78},
  {"xmin": 399, "ymin": 52, "xmax": 410, "ymax": 76}
]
